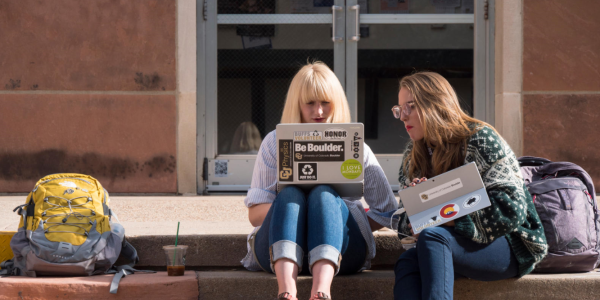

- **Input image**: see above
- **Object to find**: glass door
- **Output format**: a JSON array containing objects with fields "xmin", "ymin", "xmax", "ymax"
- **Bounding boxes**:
[
  {"xmin": 201, "ymin": 0, "xmax": 492, "ymax": 193},
  {"xmin": 345, "ymin": 0, "xmax": 482, "ymax": 190},
  {"xmin": 204, "ymin": 0, "xmax": 346, "ymax": 192}
]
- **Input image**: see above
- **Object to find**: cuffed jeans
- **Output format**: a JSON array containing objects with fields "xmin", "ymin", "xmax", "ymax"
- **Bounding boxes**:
[
  {"xmin": 394, "ymin": 226, "xmax": 519, "ymax": 300},
  {"xmin": 254, "ymin": 185, "xmax": 367, "ymax": 275}
]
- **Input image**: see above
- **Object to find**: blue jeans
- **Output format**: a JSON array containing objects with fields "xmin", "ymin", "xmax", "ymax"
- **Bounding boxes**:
[
  {"xmin": 394, "ymin": 226, "xmax": 519, "ymax": 300},
  {"xmin": 254, "ymin": 185, "xmax": 367, "ymax": 275}
]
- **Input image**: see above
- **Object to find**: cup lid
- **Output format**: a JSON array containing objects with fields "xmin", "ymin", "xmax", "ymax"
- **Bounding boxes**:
[
  {"xmin": 163, "ymin": 245, "xmax": 189, "ymax": 250},
  {"xmin": 400, "ymin": 236, "xmax": 417, "ymax": 244}
]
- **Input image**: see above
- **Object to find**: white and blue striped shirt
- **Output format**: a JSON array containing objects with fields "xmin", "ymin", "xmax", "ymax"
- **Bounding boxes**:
[{"xmin": 241, "ymin": 130, "xmax": 398, "ymax": 272}]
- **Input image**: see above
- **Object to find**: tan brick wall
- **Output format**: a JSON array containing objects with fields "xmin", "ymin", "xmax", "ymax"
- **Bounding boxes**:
[
  {"xmin": 522, "ymin": 0, "xmax": 600, "ymax": 186},
  {"xmin": 0, "ymin": 0, "xmax": 178, "ymax": 193}
]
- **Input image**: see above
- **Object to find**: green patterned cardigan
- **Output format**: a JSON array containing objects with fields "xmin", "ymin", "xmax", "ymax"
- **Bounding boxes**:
[{"xmin": 396, "ymin": 125, "xmax": 548, "ymax": 276}]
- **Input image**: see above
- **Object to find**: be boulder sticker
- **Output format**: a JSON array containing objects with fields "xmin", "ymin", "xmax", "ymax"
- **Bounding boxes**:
[
  {"xmin": 340, "ymin": 159, "xmax": 362, "ymax": 179},
  {"xmin": 294, "ymin": 141, "xmax": 344, "ymax": 162},
  {"xmin": 298, "ymin": 163, "xmax": 317, "ymax": 181}
]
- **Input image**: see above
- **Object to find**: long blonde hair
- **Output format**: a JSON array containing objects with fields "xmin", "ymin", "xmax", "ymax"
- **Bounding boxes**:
[
  {"xmin": 400, "ymin": 72, "xmax": 494, "ymax": 179},
  {"xmin": 230, "ymin": 121, "xmax": 262, "ymax": 153},
  {"xmin": 281, "ymin": 62, "xmax": 351, "ymax": 123}
]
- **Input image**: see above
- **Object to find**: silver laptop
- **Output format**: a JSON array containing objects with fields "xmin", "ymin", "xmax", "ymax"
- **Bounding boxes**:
[
  {"xmin": 398, "ymin": 162, "xmax": 491, "ymax": 234},
  {"xmin": 276, "ymin": 123, "xmax": 364, "ymax": 197}
]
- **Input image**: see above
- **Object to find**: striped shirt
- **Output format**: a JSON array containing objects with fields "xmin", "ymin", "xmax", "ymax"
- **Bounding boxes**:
[{"xmin": 241, "ymin": 130, "xmax": 398, "ymax": 272}]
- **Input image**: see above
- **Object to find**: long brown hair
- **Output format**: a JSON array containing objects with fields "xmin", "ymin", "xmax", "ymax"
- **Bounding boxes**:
[{"xmin": 400, "ymin": 72, "xmax": 493, "ymax": 179}]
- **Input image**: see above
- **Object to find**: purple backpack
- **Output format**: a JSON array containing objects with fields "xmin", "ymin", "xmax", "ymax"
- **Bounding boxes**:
[{"xmin": 519, "ymin": 156, "xmax": 600, "ymax": 273}]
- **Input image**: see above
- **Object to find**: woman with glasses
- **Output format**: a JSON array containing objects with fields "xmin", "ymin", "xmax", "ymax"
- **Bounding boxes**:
[
  {"xmin": 242, "ymin": 61, "xmax": 398, "ymax": 300},
  {"xmin": 391, "ymin": 72, "xmax": 548, "ymax": 300}
]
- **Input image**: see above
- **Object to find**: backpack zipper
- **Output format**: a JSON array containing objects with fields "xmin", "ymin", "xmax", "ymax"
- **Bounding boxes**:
[{"xmin": 32, "ymin": 177, "xmax": 92, "ymax": 192}]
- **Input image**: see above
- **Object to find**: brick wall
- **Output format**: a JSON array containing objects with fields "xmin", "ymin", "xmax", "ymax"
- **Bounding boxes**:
[
  {"xmin": 0, "ymin": 0, "xmax": 178, "ymax": 193},
  {"xmin": 522, "ymin": 0, "xmax": 600, "ymax": 186}
]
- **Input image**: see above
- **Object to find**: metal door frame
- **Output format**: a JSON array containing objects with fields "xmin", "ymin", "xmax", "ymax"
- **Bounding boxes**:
[
  {"xmin": 344, "ymin": 0, "xmax": 494, "ymax": 191},
  {"xmin": 200, "ymin": 0, "xmax": 346, "ymax": 193}
]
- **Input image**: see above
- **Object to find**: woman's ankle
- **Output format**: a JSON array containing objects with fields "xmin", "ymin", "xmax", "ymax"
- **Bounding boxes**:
[
  {"xmin": 310, "ymin": 260, "xmax": 335, "ymax": 296},
  {"xmin": 309, "ymin": 291, "xmax": 331, "ymax": 300},
  {"xmin": 277, "ymin": 292, "xmax": 298, "ymax": 300},
  {"xmin": 275, "ymin": 259, "xmax": 299, "ymax": 298},
  {"xmin": 278, "ymin": 289, "xmax": 297, "ymax": 298}
]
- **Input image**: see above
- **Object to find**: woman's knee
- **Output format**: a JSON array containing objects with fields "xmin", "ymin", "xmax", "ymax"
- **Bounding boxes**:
[
  {"xmin": 416, "ymin": 226, "xmax": 452, "ymax": 248},
  {"xmin": 307, "ymin": 185, "xmax": 339, "ymax": 206},
  {"xmin": 395, "ymin": 248, "xmax": 418, "ymax": 274},
  {"xmin": 275, "ymin": 185, "xmax": 307, "ymax": 206}
]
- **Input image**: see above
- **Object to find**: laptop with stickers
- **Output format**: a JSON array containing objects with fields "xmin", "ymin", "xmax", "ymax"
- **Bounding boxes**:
[
  {"xmin": 398, "ymin": 162, "xmax": 491, "ymax": 234},
  {"xmin": 276, "ymin": 123, "xmax": 364, "ymax": 197}
]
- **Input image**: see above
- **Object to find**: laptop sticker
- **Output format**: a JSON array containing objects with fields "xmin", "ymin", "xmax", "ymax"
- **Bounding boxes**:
[
  {"xmin": 294, "ymin": 131, "xmax": 323, "ymax": 141},
  {"xmin": 294, "ymin": 141, "xmax": 345, "ymax": 162},
  {"xmin": 279, "ymin": 140, "xmax": 293, "ymax": 181},
  {"xmin": 341, "ymin": 159, "xmax": 362, "ymax": 179},
  {"xmin": 440, "ymin": 203, "xmax": 460, "ymax": 219},
  {"xmin": 463, "ymin": 194, "xmax": 482, "ymax": 209},
  {"xmin": 353, "ymin": 132, "xmax": 362, "ymax": 159},
  {"xmin": 299, "ymin": 163, "xmax": 317, "ymax": 181},
  {"xmin": 419, "ymin": 178, "xmax": 463, "ymax": 203},
  {"xmin": 415, "ymin": 215, "xmax": 443, "ymax": 232},
  {"xmin": 324, "ymin": 128, "xmax": 348, "ymax": 140}
]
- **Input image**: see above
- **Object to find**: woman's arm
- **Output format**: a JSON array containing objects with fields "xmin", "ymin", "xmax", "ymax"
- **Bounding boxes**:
[
  {"xmin": 361, "ymin": 145, "xmax": 400, "ymax": 230},
  {"xmin": 244, "ymin": 132, "xmax": 278, "ymax": 226},
  {"xmin": 248, "ymin": 203, "xmax": 271, "ymax": 227},
  {"xmin": 368, "ymin": 217, "xmax": 383, "ymax": 231},
  {"xmin": 454, "ymin": 129, "xmax": 528, "ymax": 244}
]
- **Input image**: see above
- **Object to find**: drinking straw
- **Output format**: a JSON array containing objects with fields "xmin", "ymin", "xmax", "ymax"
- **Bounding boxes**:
[{"xmin": 173, "ymin": 221, "xmax": 180, "ymax": 266}]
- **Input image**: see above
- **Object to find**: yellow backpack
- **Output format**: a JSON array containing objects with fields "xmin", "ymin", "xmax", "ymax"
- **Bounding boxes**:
[
  {"xmin": 3, "ymin": 173, "xmax": 148, "ymax": 293},
  {"xmin": 20, "ymin": 173, "xmax": 112, "ymax": 246}
]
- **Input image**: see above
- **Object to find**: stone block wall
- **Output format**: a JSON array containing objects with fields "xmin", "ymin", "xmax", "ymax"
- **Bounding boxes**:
[
  {"xmin": 522, "ymin": 0, "xmax": 600, "ymax": 186},
  {"xmin": 0, "ymin": 0, "xmax": 178, "ymax": 193}
]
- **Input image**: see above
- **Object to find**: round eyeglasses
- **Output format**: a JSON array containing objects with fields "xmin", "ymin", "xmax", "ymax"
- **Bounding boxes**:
[{"xmin": 391, "ymin": 101, "xmax": 415, "ymax": 119}]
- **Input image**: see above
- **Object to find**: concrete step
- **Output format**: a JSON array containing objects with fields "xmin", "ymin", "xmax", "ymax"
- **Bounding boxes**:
[
  {"xmin": 2, "ymin": 270, "xmax": 600, "ymax": 300},
  {"xmin": 199, "ymin": 270, "xmax": 600, "ymax": 300},
  {"xmin": 4, "ymin": 196, "xmax": 600, "ymax": 299},
  {"xmin": 1, "ymin": 196, "xmax": 406, "ymax": 269},
  {"xmin": 0, "ymin": 272, "xmax": 199, "ymax": 300},
  {"xmin": 128, "ymin": 230, "xmax": 404, "ymax": 269}
]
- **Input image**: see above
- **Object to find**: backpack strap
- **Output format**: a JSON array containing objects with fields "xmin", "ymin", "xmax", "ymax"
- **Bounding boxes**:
[
  {"xmin": 120, "ymin": 239, "xmax": 140, "ymax": 266},
  {"xmin": 0, "ymin": 260, "xmax": 19, "ymax": 277},
  {"xmin": 107, "ymin": 265, "xmax": 156, "ymax": 294},
  {"xmin": 105, "ymin": 239, "xmax": 155, "ymax": 294},
  {"xmin": 518, "ymin": 156, "xmax": 552, "ymax": 167},
  {"xmin": 17, "ymin": 196, "xmax": 36, "ymax": 230}
]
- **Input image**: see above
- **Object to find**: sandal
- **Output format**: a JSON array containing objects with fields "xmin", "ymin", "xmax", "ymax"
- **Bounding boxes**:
[
  {"xmin": 309, "ymin": 292, "xmax": 330, "ymax": 300},
  {"xmin": 277, "ymin": 292, "xmax": 298, "ymax": 300}
]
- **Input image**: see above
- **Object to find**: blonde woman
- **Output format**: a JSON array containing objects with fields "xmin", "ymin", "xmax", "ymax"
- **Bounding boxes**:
[
  {"xmin": 241, "ymin": 62, "xmax": 397, "ymax": 300},
  {"xmin": 392, "ymin": 72, "xmax": 547, "ymax": 300}
]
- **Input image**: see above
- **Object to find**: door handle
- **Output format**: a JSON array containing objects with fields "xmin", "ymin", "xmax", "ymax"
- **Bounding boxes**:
[
  {"xmin": 349, "ymin": 5, "xmax": 360, "ymax": 41},
  {"xmin": 332, "ymin": 5, "xmax": 343, "ymax": 42}
]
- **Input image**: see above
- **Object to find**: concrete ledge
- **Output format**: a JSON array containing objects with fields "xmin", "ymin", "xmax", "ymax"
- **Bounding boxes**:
[
  {"xmin": 2, "ymin": 269, "xmax": 600, "ymax": 299},
  {"xmin": 199, "ymin": 270, "xmax": 392, "ymax": 300},
  {"xmin": 129, "ymin": 230, "xmax": 404, "ymax": 268},
  {"xmin": 199, "ymin": 270, "xmax": 600, "ymax": 300},
  {"xmin": 0, "ymin": 272, "xmax": 198, "ymax": 300}
]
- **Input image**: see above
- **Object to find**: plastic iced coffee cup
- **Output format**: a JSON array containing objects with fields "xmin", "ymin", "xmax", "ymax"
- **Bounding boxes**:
[
  {"xmin": 400, "ymin": 236, "xmax": 417, "ymax": 250},
  {"xmin": 163, "ymin": 245, "xmax": 188, "ymax": 276}
]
